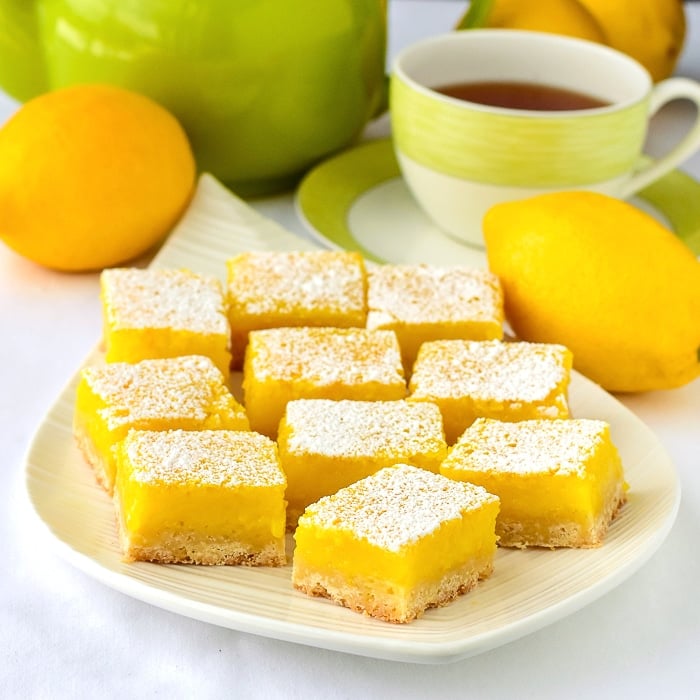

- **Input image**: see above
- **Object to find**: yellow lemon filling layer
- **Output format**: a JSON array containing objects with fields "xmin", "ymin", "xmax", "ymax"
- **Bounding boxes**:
[
  {"xmin": 101, "ymin": 268, "xmax": 231, "ymax": 376},
  {"xmin": 292, "ymin": 465, "xmax": 499, "ymax": 622},
  {"xmin": 243, "ymin": 327, "xmax": 406, "ymax": 438},
  {"xmin": 294, "ymin": 502, "xmax": 498, "ymax": 591},
  {"xmin": 409, "ymin": 339, "xmax": 572, "ymax": 443},
  {"xmin": 278, "ymin": 398, "xmax": 447, "ymax": 528},
  {"xmin": 441, "ymin": 418, "xmax": 626, "ymax": 548},
  {"xmin": 114, "ymin": 429, "xmax": 286, "ymax": 565},
  {"xmin": 366, "ymin": 264, "xmax": 504, "ymax": 370},
  {"xmin": 73, "ymin": 355, "xmax": 249, "ymax": 493}
]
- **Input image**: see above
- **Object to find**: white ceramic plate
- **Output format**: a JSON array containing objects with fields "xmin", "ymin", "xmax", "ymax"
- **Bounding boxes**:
[
  {"xmin": 24, "ymin": 174, "xmax": 680, "ymax": 664},
  {"xmin": 296, "ymin": 138, "xmax": 700, "ymax": 264}
]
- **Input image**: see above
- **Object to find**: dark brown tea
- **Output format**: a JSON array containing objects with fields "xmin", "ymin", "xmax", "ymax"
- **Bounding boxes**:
[{"xmin": 435, "ymin": 81, "xmax": 610, "ymax": 111}]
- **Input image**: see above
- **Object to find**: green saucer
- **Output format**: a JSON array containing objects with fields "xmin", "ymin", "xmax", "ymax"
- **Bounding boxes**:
[{"xmin": 296, "ymin": 138, "xmax": 700, "ymax": 264}]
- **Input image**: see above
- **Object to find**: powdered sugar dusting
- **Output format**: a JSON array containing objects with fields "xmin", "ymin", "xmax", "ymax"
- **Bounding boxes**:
[
  {"xmin": 82, "ymin": 356, "xmax": 238, "ymax": 430},
  {"xmin": 410, "ymin": 340, "xmax": 571, "ymax": 402},
  {"xmin": 248, "ymin": 327, "xmax": 405, "ymax": 387},
  {"xmin": 122, "ymin": 429, "xmax": 285, "ymax": 487},
  {"xmin": 102, "ymin": 267, "xmax": 229, "ymax": 335},
  {"xmin": 299, "ymin": 464, "xmax": 498, "ymax": 551},
  {"xmin": 227, "ymin": 251, "xmax": 366, "ymax": 317},
  {"xmin": 367, "ymin": 265, "xmax": 503, "ymax": 327},
  {"xmin": 283, "ymin": 399, "xmax": 444, "ymax": 457},
  {"xmin": 449, "ymin": 418, "xmax": 611, "ymax": 477}
]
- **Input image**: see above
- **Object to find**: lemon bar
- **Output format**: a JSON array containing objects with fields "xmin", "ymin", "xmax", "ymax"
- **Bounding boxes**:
[
  {"xmin": 440, "ymin": 418, "xmax": 627, "ymax": 548},
  {"xmin": 114, "ymin": 429, "xmax": 286, "ymax": 565},
  {"xmin": 74, "ymin": 355, "xmax": 249, "ymax": 493},
  {"xmin": 242, "ymin": 327, "xmax": 406, "ymax": 437},
  {"xmin": 292, "ymin": 464, "xmax": 499, "ymax": 623},
  {"xmin": 101, "ymin": 267, "xmax": 231, "ymax": 375},
  {"xmin": 409, "ymin": 339, "xmax": 572, "ymax": 443},
  {"xmin": 278, "ymin": 398, "xmax": 447, "ymax": 528},
  {"xmin": 226, "ymin": 251, "xmax": 367, "ymax": 367},
  {"xmin": 366, "ymin": 264, "xmax": 504, "ymax": 369}
]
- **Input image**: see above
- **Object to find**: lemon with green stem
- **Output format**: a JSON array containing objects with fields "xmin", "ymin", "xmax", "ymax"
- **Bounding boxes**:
[
  {"xmin": 458, "ymin": 0, "xmax": 606, "ymax": 43},
  {"xmin": 458, "ymin": 0, "xmax": 686, "ymax": 82}
]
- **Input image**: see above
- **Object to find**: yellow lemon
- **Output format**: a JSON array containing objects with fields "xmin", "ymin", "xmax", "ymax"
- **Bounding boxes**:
[
  {"xmin": 483, "ymin": 191, "xmax": 700, "ymax": 392},
  {"xmin": 0, "ymin": 84, "xmax": 196, "ymax": 272},
  {"xmin": 458, "ymin": 0, "xmax": 686, "ymax": 82},
  {"xmin": 577, "ymin": 0, "xmax": 686, "ymax": 82},
  {"xmin": 460, "ymin": 0, "xmax": 607, "ymax": 44}
]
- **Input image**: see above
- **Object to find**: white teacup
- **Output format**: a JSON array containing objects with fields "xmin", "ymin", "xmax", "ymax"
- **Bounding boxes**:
[{"xmin": 390, "ymin": 30, "xmax": 700, "ymax": 248}]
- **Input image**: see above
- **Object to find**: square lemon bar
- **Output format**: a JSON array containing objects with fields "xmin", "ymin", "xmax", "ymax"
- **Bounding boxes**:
[
  {"xmin": 101, "ymin": 267, "xmax": 232, "ymax": 376},
  {"xmin": 292, "ymin": 464, "xmax": 500, "ymax": 623},
  {"xmin": 440, "ymin": 418, "xmax": 627, "ymax": 548},
  {"xmin": 409, "ymin": 339, "xmax": 572, "ymax": 443},
  {"xmin": 278, "ymin": 398, "xmax": 447, "ymax": 528},
  {"xmin": 226, "ymin": 251, "xmax": 367, "ymax": 367},
  {"xmin": 114, "ymin": 429, "xmax": 287, "ymax": 565},
  {"xmin": 242, "ymin": 327, "xmax": 406, "ymax": 437},
  {"xmin": 366, "ymin": 265, "xmax": 504, "ymax": 369},
  {"xmin": 74, "ymin": 355, "xmax": 249, "ymax": 493}
]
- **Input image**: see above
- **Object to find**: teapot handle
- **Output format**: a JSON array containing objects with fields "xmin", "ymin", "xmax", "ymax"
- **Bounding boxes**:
[
  {"xmin": 0, "ymin": 0, "xmax": 47, "ymax": 102},
  {"xmin": 455, "ymin": 0, "xmax": 494, "ymax": 29}
]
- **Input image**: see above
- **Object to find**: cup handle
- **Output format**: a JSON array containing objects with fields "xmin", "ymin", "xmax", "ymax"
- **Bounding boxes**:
[{"xmin": 621, "ymin": 77, "xmax": 700, "ymax": 198}]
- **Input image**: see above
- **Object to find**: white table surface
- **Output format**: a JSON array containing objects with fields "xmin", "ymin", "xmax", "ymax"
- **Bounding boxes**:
[{"xmin": 2, "ymin": 2, "xmax": 699, "ymax": 698}]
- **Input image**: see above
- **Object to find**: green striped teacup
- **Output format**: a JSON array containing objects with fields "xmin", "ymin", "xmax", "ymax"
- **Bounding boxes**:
[{"xmin": 391, "ymin": 30, "xmax": 700, "ymax": 248}]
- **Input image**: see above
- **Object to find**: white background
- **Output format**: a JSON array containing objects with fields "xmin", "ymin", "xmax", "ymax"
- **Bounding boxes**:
[{"xmin": 2, "ymin": 2, "xmax": 699, "ymax": 698}]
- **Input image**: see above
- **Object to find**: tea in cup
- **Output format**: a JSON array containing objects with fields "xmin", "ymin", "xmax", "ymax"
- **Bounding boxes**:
[{"xmin": 390, "ymin": 30, "xmax": 700, "ymax": 247}]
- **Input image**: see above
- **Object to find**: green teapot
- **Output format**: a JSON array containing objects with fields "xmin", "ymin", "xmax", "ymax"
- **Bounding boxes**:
[{"xmin": 0, "ymin": 0, "xmax": 387, "ymax": 196}]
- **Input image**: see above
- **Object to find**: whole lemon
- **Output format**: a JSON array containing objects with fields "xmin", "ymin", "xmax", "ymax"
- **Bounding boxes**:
[
  {"xmin": 458, "ymin": 0, "xmax": 686, "ymax": 82},
  {"xmin": 459, "ymin": 0, "xmax": 607, "ymax": 44},
  {"xmin": 483, "ymin": 191, "xmax": 700, "ymax": 392},
  {"xmin": 0, "ymin": 84, "xmax": 196, "ymax": 272},
  {"xmin": 577, "ymin": 0, "xmax": 686, "ymax": 82}
]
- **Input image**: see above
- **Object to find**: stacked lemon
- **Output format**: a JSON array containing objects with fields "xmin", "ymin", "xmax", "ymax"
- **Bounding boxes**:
[{"xmin": 458, "ymin": 0, "xmax": 687, "ymax": 82}]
